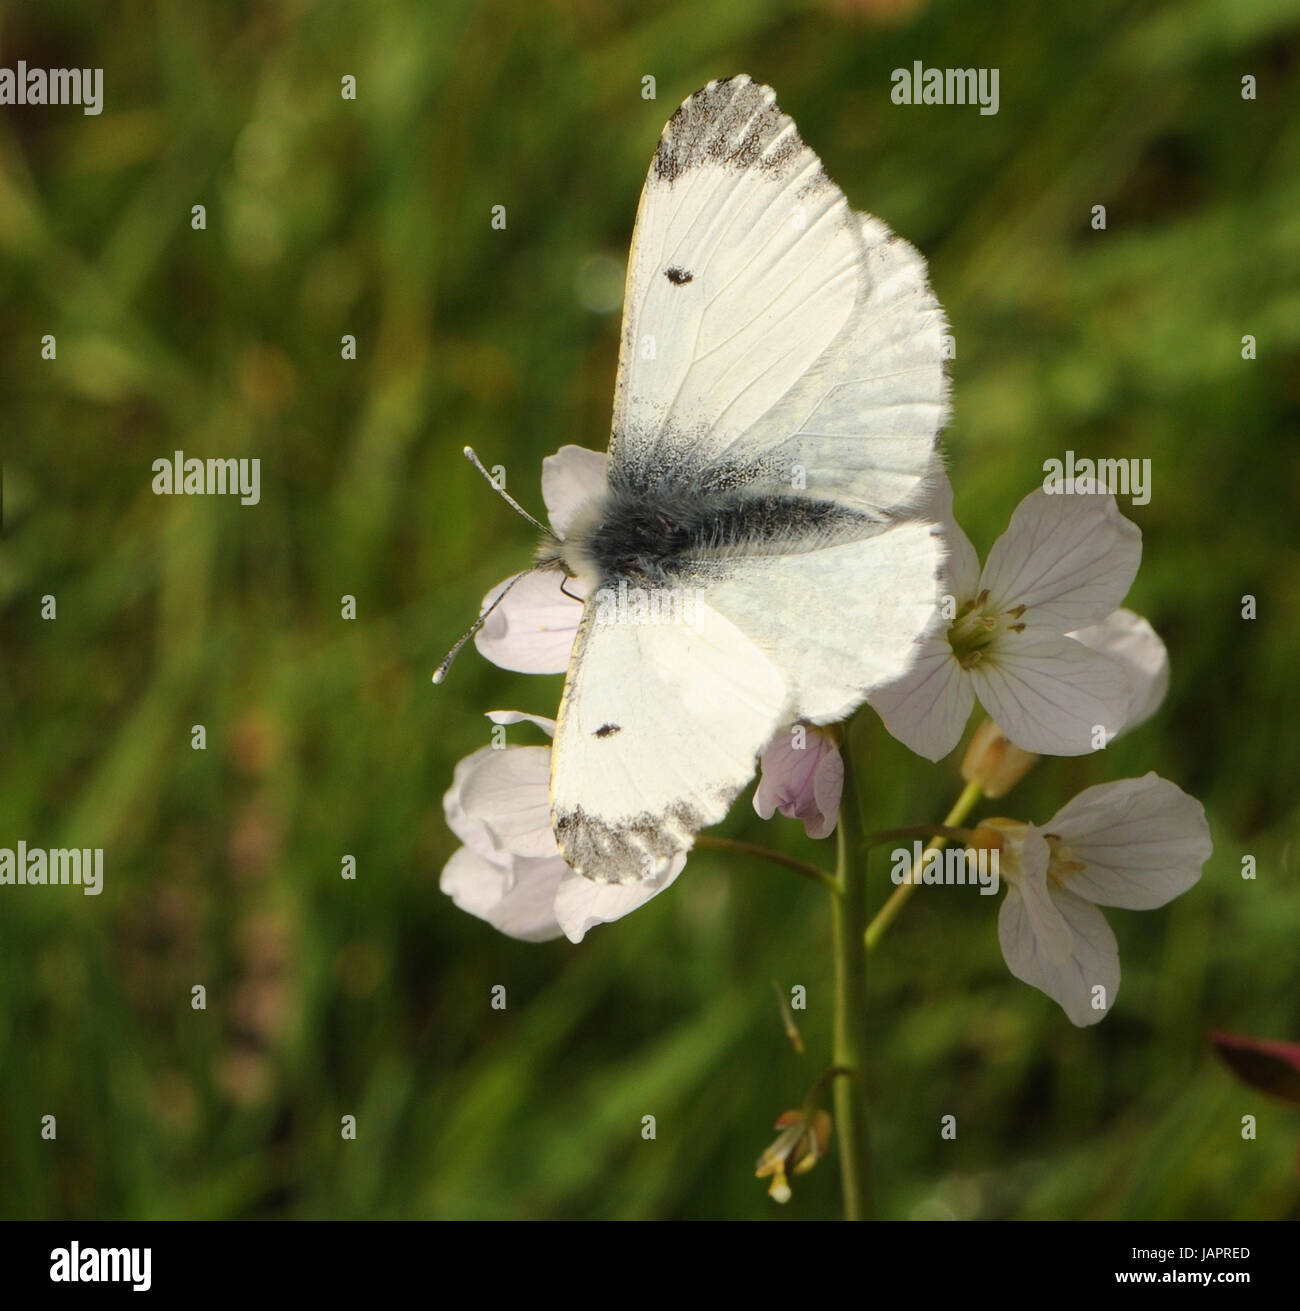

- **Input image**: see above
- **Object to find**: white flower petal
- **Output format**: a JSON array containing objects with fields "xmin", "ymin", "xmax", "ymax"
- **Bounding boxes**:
[
  {"xmin": 1004, "ymin": 825, "xmax": 1070, "ymax": 962},
  {"xmin": 810, "ymin": 742, "xmax": 845, "ymax": 840},
  {"xmin": 483, "ymin": 856, "xmax": 571, "ymax": 942},
  {"xmin": 1068, "ymin": 608, "xmax": 1169, "ymax": 734},
  {"xmin": 457, "ymin": 744, "xmax": 557, "ymax": 860},
  {"xmin": 939, "ymin": 514, "xmax": 981, "ymax": 600},
  {"xmin": 980, "ymin": 489, "xmax": 1141, "ymax": 632},
  {"xmin": 870, "ymin": 636, "xmax": 975, "ymax": 761},
  {"xmin": 753, "ymin": 730, "xmax": 797, "ymax": 822},
  {"xmin": 753, "ymin": 728, "xmax": 807, "ymax": 822},
  {"xmin": 553, "ymin": 855, "xmax": 684, "ymax": 943},
  {"xmin": 474, "ymin": 570, "xmax": 585, "ymax": 674},
  {"xmin": 907, "ymin": 470, "xmax": 980, "ymax": 599},
  {"xmin": 441, "ymin": 846, "xmax": 567, "ymax": 942},
  {"xmin": 1046, "ymin": 773, "xmax": 1212, "ymax": 909},
  {"xmin": 440, "ymin": 845, "xmax": 510, "ymax": 918},
  {"xmin": 443, "ymin": 746, "xmax": 507, "ymax": 859},
  {"xmin": 971, "ymin": 633, "xmax": 1131, "ymax": 756},
  {"xmin": 541, "ymin": 445, "xmax": 607, "ymax": 538},
  {"xmin": 999, "ymin": 882, "xmax": 1120, "ymax": 1027},
  {"xmin": 486, "ymin": 709, "xmax": 557, "ymax": 738}
]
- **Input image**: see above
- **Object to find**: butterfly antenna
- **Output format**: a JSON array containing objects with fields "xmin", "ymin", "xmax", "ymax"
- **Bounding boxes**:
[
  {"xmin": 431, "ymin": 571, "xmax": 529, "ymax": 685},
  {"xmin": 462, "ymin": 446, "xmax": 548, "ymax": 533}
]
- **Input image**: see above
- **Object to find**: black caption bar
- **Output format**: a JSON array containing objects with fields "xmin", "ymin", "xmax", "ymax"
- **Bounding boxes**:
[{"xmin": 0, "ymin": 1219, "xmax": 1289, "ymax": 1297}]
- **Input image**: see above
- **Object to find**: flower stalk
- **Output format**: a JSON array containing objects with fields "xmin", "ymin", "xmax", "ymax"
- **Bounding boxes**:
[
  {"xmin": 865, "ymin": 779, "xmax": 984, "ymax": 952},
  {"xmin": 831, "ymin": 735, "xmax": 875, "ymax": 1220},
  {"xmin": 693, "ymin": 835, "xmax": 834, "ymax": 890}
]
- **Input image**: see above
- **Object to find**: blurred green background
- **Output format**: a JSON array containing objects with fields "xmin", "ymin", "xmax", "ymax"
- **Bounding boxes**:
[{"xmin": 2, "ymin": 0, "xmax": 1298, "ymax": 1221}]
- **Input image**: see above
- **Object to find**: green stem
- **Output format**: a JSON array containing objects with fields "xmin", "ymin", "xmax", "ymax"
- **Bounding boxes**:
[
  {"xmin": 694, "ymin": 835, "xmax": 834, "ymax": 891},
  {"xmin": 865, "ymin": 780, "xmax": 984, "ymax": 952},
  {"xmin": 861, "ymin": 824, "xmax": 976, "ymax": 850},
  {"xmin": 831, "ymin": 737, "xmax": 874, "ymax": 1221},
  {"xmin": 802, "ymin": 1064, "xmax": 851, "ymax": 1116}
]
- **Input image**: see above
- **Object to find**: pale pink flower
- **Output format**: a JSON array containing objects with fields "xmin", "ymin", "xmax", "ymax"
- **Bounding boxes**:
[
  {"xmin": 753, "ymin": 725, "xmax": 843, "ymax": 839},
  {"xmin": 962, "ymin": 609, "xmax": 1170, "ymax": 796},
  {"xmin": 979, "ymin": 774, "xmax": 1211, "ymax": 1026},
  {"xmin": 872, "ymin": 489, "xmax": 1145, "ymax": 759},
  {"xmin": 473, "ymin": 446, "xmax": 604, "ymax": 674}
]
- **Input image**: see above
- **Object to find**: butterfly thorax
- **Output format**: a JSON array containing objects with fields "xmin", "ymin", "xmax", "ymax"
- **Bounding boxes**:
[{"xmin": 553, "ymin": 483, "xmax": 872, "ymax": 589}]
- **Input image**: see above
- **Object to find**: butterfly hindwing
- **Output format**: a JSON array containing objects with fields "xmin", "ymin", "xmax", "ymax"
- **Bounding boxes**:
[{"xmin": 551, "ymin": 600, "xmax": 786, "ymax": 883}]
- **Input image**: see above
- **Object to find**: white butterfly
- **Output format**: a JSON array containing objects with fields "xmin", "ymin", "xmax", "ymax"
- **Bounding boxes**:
[{"xmin": 479, "ymin": 76, "xmax": 950, "ymax": 885}]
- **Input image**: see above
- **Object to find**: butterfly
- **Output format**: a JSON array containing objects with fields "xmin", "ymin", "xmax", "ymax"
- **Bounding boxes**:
[{"xmin": 448, "ymin": 75, "xmax": 950, "ymax": 886}]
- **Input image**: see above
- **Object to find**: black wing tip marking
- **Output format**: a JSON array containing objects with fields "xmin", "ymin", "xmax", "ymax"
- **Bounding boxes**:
[
  {"xmin": 652, "ymin": 74, "xmax": 807, "ymax": 184},
  {"xmin": 554, "ymin": 804, "xmax": 698, "ymax": 884}
]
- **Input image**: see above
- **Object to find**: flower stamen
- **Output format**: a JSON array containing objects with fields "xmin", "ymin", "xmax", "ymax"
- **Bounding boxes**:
[{"xmin": 948, "ymin": 592, "xmax": 1027, "ymax": 666}]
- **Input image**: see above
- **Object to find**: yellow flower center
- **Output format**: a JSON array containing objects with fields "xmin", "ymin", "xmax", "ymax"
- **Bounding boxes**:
[{"xmin": 948, "ymin": 590, "xmax": 1027, "ymax": 669}]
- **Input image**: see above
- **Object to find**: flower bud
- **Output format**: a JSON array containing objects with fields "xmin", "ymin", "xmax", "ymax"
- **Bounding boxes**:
[
  {"xmin": 754, "ymin": 723, "xmax": 843, "ymax": 839},
  {"xmin": 961, "ymin": 719, "xmax": 1038, "ymax": 798},
  {"xmin": 755, "ymin": 1108, "xmax": 833, "ymax": 1204}
]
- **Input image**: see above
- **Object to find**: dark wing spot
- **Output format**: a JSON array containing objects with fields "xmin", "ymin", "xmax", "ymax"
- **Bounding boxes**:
[
  {"xmin": 665, "ymin": 266, "xmax": 693, "ymax": 285},
  {"xmin": 594, "ymin": 723, "xmax": 622, "ymax": 738}
]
